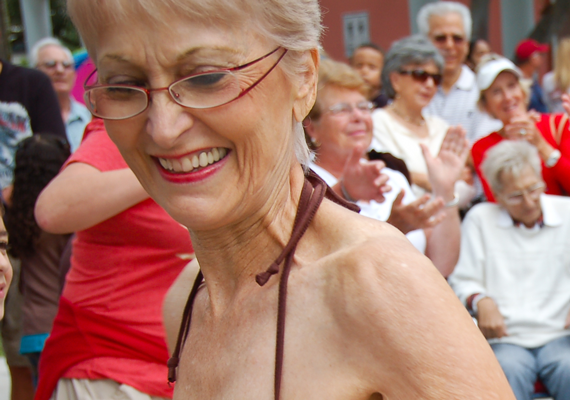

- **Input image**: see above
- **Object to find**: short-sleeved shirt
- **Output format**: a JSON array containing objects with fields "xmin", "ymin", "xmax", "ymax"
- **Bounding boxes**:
[
  {"xmin": 65, "ymin": 98, "xmax": 92, "ymax": 152},
  {"xmin": 58, "ymin": 119, "xmax": 194, "ymax": 395}
]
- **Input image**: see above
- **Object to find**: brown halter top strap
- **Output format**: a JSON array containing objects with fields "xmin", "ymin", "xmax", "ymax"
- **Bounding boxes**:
[{"xmin": 167, "ymin": 170, "xmax": 359, "ymax": 399}]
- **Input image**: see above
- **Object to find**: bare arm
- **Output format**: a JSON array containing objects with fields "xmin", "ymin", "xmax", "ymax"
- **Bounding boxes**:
[
  {"xmin": 35, "ymin": 162, "xmax": 149, "ymax": 234},
  {"xmin": 334, "ymin": 237, "xmax": 515, "ymax": 399}
]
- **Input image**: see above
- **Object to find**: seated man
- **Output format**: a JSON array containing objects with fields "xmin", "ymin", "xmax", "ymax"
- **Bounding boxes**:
[{"xmin": 449, "ymin": 140, "xmax": 570, "ymax": 400}]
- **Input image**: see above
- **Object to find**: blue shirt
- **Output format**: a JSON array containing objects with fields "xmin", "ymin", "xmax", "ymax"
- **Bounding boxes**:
[{"xmin": 66, "ymin": 98, "xmax": 92, "ymax": 152}]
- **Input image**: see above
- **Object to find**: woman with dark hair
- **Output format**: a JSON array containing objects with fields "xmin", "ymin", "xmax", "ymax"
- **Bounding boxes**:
[
  {"xmin": 466, "ymin": 38, "xmax": 491, "ymax": 70},
  {"xmin": 4, "ymin": 134, "xmax": 71, "ymax": 382}
]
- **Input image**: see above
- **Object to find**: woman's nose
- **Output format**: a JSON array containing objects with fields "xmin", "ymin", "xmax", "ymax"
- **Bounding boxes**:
[{"xmin": 146, "ymin": 91, "xmax": 195, "ymax": 148}]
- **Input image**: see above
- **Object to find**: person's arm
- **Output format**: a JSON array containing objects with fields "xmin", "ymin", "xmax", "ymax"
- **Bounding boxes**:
[
  {"xmin": 546, "ymin": 114, "xmax": 570, "ymax": 194},
  {"xmin": 35, "ymin": 162, "xmax": 149, "ymax": 234},
  {"xmin": 29, "ymin": 70, "xmax": 67, "ymax": 138},
  {"xmin": 421, "ymin": 126, "xmax": 469, "ymax": 277},
  {"xmin": 335, "ymin": 234, "xmax": 515, "ymax": 399}
]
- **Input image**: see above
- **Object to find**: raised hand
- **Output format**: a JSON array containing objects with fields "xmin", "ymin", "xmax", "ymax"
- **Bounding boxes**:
[
  {"xmin": 421, "ymin": 125, "xmax": 469, "ymax": 199},
  {"xmin": 386, "ymin": 190, "xmax": 445, "ymax": 234},
  {"xmin": 340, "ymin": 146, "xmax": 391, "ymax": 203}
]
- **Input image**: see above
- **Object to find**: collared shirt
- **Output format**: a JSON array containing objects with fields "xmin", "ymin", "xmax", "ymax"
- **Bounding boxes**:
[
  {"xmin": 424, "ymin": 65, "xmax": 502, "ymax": 144},
  {"xmin": 66, "ymin": 98, "xmax": 92, "ymax": 152},
  {"xmin": 449, "ymin": 194, "xmax": 570, "ymax": 348}
]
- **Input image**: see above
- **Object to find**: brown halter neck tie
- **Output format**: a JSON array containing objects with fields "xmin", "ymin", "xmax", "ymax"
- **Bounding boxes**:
[{"xmin": 167, "ymin": 171, "xmax": 359, "ymax": 399}]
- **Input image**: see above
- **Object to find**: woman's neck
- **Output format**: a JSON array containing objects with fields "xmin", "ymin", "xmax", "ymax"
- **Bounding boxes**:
[
  {"xmin": 188, "ymin": 164, "xmax": 307, "ymax": 313},
  {"xmin": 389, "ymin": 98, "xmax": 425, "ymax": 127}
]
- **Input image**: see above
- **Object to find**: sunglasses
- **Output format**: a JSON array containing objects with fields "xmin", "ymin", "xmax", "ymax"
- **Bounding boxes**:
[
  {"xmin": 398, "ymin": 69, "xmax": 443, "ymax": 85},
  {"xmin": 433, "ymin": 34, "xmax": 465, "ymax": 45}
]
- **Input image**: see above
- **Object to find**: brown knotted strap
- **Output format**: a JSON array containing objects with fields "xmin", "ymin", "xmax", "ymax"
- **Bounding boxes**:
[{"xmin": 166, "ymin": 170, "xmax": 359, "ymax": 396}]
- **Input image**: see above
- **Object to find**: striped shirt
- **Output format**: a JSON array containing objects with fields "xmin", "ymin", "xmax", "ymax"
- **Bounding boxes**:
[{"xmin": 424, "ymin": 65, "xmax": 502, "ymax": 144}]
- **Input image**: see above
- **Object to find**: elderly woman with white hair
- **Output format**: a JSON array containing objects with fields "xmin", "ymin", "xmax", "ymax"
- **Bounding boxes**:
[
  {"xmin": 472, "ymin": 54, "xmax": 570, "ymax": 202},
  {"xmin": 371, "ymin": 35, "xmax": 472, "ymax": 201},
  {"xmin": 43, "ymin": 0, "xmax": 516, "ymax": 399},
  {"xmin": 450, "ymin": 140, "xmax": 570, "ymax": 400}
]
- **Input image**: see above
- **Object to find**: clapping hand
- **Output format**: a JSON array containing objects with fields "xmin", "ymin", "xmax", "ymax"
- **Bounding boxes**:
[
  {"xmin": 387, "ymin": 190, "xmax": 445, "ymax": 234},
  {"xmin": 421, "ymin": 125, "xmax": 469, "ymax": 199},
  {"xmin": 340, "ymin": 146, "xmax": 391, "ymax": 203}
]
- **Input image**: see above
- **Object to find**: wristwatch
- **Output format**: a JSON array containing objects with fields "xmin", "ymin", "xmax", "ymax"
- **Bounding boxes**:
[{"xmin": 546, "ymin": 149, "xmax": 561, "ymax": 168}]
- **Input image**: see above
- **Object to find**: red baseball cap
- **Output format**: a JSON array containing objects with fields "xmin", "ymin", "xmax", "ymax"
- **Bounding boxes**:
[{"xmin": 515, "ymin": 39, "xmax": 549, "ymax": 61}]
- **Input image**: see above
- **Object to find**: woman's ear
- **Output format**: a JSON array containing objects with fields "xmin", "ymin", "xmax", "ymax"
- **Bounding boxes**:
[
  {"xmin": 293, "ymin": 48, "xmax": 320, "ymax": 122},
  {"xmin": 389, "ymin": 71, "xmax": 401, "ymax": 95}
]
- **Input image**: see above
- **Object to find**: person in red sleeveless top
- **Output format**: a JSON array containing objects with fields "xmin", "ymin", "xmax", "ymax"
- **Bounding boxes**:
[
  {"xmin": 471, "ymin": 54, "xmax": 570, "ymax": 202},
  {"xmin": 34, "ymin": 119, "xmax": 194, "ymax": 400},
  {"xmin": 64, "ymin": 0, "xmax": 515, "ymax": 399}
]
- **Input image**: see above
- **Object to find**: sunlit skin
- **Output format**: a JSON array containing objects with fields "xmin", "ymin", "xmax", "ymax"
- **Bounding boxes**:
[
  {"xmin": 495, "ymin": 166, "xmax": 544, "ymax": 228},
  {"xmin": 83, "ymin": 8, "xmax": 516, "ymax": 400},
  {"xmin": 351, "ymin": 48, "xmax": 383, "ymax": 98},
  {"xmin": 0, "ymin": 216, "xmax": 13, "ymax": 319},
  {"xmin": 427, "ymin": 12, "xmax": 468, "ymax": 91}
]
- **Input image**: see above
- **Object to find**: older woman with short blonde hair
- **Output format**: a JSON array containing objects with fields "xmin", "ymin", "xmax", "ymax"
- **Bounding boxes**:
[{"xmin": 43, "ymin": 0, "xmax": 517, "ymax": 399}]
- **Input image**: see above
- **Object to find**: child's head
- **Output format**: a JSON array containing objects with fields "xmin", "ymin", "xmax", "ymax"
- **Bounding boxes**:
[
  {"xmin": 350, "ymin": 43, "xmax": 384, "ymax": 93},
  {"xmin": 0, "ymin": 203, "xmax": 13, "ymax": 320}
]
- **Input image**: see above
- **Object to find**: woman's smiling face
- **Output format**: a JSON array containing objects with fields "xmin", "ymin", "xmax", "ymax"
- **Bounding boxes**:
[{"xmin": 92, "ymin": 15, "xmax": 317, "ymax": 231}]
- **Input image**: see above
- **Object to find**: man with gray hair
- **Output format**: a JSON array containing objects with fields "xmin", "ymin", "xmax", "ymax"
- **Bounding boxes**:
[
  {"xmin": 449, "ymin": 140, "xmax": 570, "ymax": 400},
  {"xmin": 418, "ymin": 1, "xmax": 501, "ymax": 143},
  {"xmin": 31, "ymin": 38, "xmax": 91, "ymax": 152}
]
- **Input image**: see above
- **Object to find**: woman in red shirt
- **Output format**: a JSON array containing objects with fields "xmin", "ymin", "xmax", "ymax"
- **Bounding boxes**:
[{"xmin": 471, "ymin": 55, "xmax": 570, "ymax": 201}]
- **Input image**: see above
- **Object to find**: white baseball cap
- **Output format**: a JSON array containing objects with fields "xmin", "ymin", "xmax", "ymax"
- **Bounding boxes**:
[{"xmin": 476, "ymin": 57, "xmax": 522, "ymax": 91}]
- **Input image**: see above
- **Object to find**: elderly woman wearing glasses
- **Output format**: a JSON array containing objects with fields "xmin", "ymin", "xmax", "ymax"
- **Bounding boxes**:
[
  {"xmin": 54, "ymin": 0, "xmax": 515, "ymax": 399},
  {"xmin": 472, "ymin": 55, "xmax": 570, "ymax": 202},
  {"xmin": 371, "ymin": 35, "xmax": 470, "ymax": 200},
  {"xmin": 306, "ymin": 59, "xmax": 467, "ymax": 277},
  {"xmin": 449, "ymin": 140, "xmax": 570, "ymax": 400}
]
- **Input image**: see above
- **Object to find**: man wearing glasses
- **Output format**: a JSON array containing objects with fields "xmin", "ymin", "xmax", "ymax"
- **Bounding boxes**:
[
  {"xmin": 417, "ymin": 1, "xmax": 501, "ymax": 144},
  {"xmin": 449, "ymin": 140, "xmax": 570, "ymax": 400},
  {"xmin": 31, "ymin": 38, "xmax": 91, "ymax": 152}
]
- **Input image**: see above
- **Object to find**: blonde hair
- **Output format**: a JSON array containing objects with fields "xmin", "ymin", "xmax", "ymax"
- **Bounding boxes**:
[
  {"xmin": 67, "ymin": 0, "xmax": 322, "ymax": 167},
  {"xmin": 308, "ymin": 58, "xmax": 368, "ymax": 121},
  {"xmin": 554, "ymin": 37, "xmax": 570, "ymax": 93}
]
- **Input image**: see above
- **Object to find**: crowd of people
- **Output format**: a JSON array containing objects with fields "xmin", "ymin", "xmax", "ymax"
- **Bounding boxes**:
[{"xmin": 0, "ymin": 0, "xmax": 568, "ymax": 399}]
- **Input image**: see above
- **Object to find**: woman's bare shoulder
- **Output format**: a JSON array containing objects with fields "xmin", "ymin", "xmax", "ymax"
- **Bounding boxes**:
[
  {"xmin": 310, "ymin": 207, "xmax": 514, "ymax": 398},
  {"xmin": 163, "ymin": 259, "xmax": 201, "ymax": 352}
]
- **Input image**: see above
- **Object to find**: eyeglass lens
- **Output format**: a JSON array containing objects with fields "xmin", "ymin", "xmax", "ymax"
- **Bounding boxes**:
[
  {"xmin": 328, "ymin": 101, "xmax": 374, "ymax": 115},
  {"xmin": 84, "ymin": 47, "xmax": 285, "ymax": 120},
  {"xmin": 505, "ymin": 184, "xmax": 545, "ymax": 204},
  {"xmin": 41, "ymin": 60, "xmax": 74, "ymax": 69}
]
